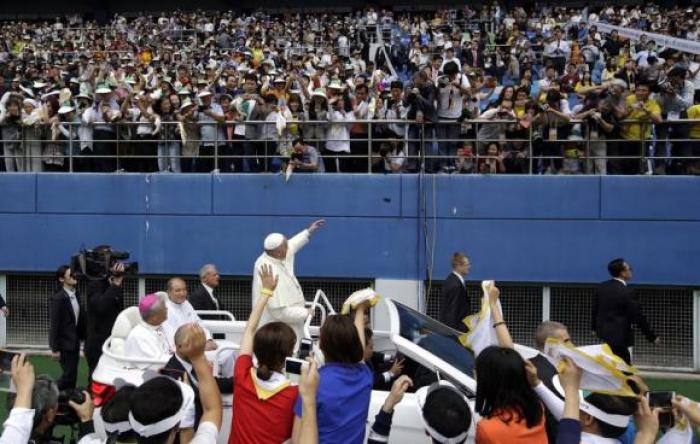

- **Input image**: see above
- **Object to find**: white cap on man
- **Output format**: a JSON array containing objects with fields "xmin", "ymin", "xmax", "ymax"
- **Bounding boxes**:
[{"xmin": 264, "ymin": 233, "xmax": 285, "ymax": 251}]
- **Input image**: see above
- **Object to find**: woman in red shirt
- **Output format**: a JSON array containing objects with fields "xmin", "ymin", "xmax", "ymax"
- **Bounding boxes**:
[{"xmin": 229, "ymin": 265, "xmax": 298, "ymax": 444}]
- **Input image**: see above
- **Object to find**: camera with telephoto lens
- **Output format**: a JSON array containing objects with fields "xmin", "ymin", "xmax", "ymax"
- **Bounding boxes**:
[
  {"xmin": 70, "ymin": 245, "xmax": 138, "ymax": 281},
  {"xmin": 54, "ymin": 388, "xmax": 86, "ymax": 426},
  {"xmin": 290, "ymin": 146, "xmax": 304, "ymax": 162}
]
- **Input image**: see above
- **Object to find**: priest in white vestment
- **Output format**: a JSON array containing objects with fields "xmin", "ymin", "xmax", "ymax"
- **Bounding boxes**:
[
  {"xmin": 125, "ymin": 292, "xmax": 173, "ymax": 369},
  {"xmin": 252, "ymin": 219, "xmax": 325, "ymax": 346},
  {"xmin": 163, "ymin": 277, "xmax": 236, "ymax": 376}
]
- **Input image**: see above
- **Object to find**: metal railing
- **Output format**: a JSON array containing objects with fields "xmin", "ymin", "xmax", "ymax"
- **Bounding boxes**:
[
  {"xmin": 1, "ymin": 118, "xmax": 699, "ymax": 174},
  {"xmin": 425, "ymin": 281, "xmax": 698, "ymax": 372}
]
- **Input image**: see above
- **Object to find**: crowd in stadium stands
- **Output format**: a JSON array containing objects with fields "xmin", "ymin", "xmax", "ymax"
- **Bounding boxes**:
[{"xmin": 1, "ymin": 4, "xmax": 700, "ymax": 174}]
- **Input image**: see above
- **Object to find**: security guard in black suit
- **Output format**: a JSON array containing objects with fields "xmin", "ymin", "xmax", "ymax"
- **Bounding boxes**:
[
  {"xmin": 438, "ymin": 253, "xmax": 471, "ymax": 332},
  {"xmin": 592, "ymin": 258, "xmax": 659, "ymax": 364},
  {"xmin": 49, "ymin": 265, "xmax": 86, "ymax": 390}
]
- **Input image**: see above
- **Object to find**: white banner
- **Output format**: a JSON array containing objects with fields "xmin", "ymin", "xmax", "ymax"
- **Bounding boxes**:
[{"xmin": 595, "ymin": 22, "xmax": 700, "ymax": 55}]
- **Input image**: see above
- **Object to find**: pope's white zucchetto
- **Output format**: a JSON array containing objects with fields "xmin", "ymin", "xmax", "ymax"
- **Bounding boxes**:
[{"xmin": 264, "ymin": 233, "xmax": 285, "ymax": 250}]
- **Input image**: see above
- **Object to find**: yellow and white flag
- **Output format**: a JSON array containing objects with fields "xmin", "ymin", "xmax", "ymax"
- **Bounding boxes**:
[
  {"xmin": 341, "ymin": 288, "xmax": 381, "ymax": 315},
  {"xmin": 459, "ymin": 281, "xmax": 501, "ymax": 357},
  {"xmin": 544, "ymin": 338, "xmax": 639, "ymax": 397}
]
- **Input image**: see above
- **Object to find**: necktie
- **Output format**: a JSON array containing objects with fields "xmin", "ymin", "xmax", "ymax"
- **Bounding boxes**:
[
  {"xmin": 69, "ymin": 294, "xmax": 79, "ymax": 324},
  {"xmin": 211, "ymin": 290, "xmax": 220, "ymax": 310}
]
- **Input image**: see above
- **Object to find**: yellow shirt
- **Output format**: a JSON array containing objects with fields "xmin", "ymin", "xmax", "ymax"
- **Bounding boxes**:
[
  {"xmin": 621, "ymin": 95, "xmax": 661, "ymax": 140},
  {"xmin": 687, "ymin": 105, "xmax": 700, "ymax": 139}
]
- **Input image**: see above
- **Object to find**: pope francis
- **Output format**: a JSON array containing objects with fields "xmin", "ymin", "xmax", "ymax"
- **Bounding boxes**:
[{"xmin": 252, "ymin": 219, "xmax": 325, "ymax": 346}]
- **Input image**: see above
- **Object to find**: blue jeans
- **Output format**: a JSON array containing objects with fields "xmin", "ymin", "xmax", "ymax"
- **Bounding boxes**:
[{"xmin": 158, "ymin": 142, "xmax": 181, "ymax": 173}]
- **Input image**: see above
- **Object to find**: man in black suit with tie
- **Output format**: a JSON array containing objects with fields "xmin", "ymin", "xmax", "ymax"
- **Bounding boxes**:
[
  {"xmin": 49, "ymin": 265, "xmax": 86, "ymax": 390},
  {"xmin": 592, "ymin": 258, "xmax": 659, "ymax": 365},
  {"xmin": 438, "ymin": 253, "xmax": 471, "ymax": 332},
  {"xmin": 85, "ymin": 262, "xmax": 125, "ymax": 377},
  {"xmin": 189, "ymin": 264, "xmax": 221, "ymax": 312},
  {"xmin": 162, "ymin": 323, "xmax": 233, "ymax": 428}
]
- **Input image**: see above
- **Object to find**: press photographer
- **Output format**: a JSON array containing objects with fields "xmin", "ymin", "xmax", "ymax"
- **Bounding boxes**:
[
  {"xmin": 70, "ymin": 246, "xmax": 136, "ymax": 376},
  {"xmin": 4, "ymin": 354, "xmax": 96, "ymax": 444},
  {"xmin": 84, "ymin": 262, "xmax": 125, "ymax": 378}
]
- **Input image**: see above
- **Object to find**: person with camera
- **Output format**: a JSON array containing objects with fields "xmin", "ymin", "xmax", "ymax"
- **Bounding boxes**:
[
  {"xmin": 286, "ymin": 138, "xmax": 324, "ymax": 173},
  {"xmin": 619, "ymin": 83, "xmax": 663, "ymax": 175},
  {"xmin": 0, "ymin": 354, "xmax": 35, "ymax": 444},
  {"xmin": 196, "ymin": 90, "xmax": 226, "ymax": 173},
  {"xmin": 82, "ymin": 84, "xmax": 122, "ymax": 172},
  {"xmin": 655, "ymin": 67, "xmax": 694, "ymax": 174},
  {"xmin": 534, "ymin": 90, "xmax": 572, "ymax": 174},
  {"xmin": 85, "ymin": 262, "xmax": 126, "ymax": 378},
  {"xmin": 405, "ymin": 69, "xmax": 438, "ymax": 172},
  {"xmin": 436, "ymin": 61, "xmax": 471, "ymax": 171},
  {"xmin": 0, "ymin": 96, "xmax": 24, "ymax": 172},
  {"xmin": 49, "ymin": 265, "xmax": 86, "ymax": 390},
  {"xmin": 544, "ymin": 27, "xmax": 571, "ymax": 75}
]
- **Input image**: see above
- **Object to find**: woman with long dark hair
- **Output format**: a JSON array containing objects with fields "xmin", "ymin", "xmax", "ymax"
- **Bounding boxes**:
[{"xmin": 474, "ymin": 285, "xmax": 547, "ymax": 443}]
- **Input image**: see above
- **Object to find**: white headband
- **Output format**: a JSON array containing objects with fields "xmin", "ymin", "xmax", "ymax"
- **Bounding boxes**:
[
  {"xmin": 580, "ymin": 399, "xmax": 631, "ymax": 429},
  {"xmin": 104, "ymin": 420, "xmax": 132, "ymax": 434},
  {"xmin": 128, "ymin": 378, "xmax": 194, "ymax": 438},
  {"xmin": 423, "ymin": 422, "xmax": 469, "ymax": 444},
  {"xmin": 416, "ymin": 381, "xmax": 471, "ymax": 444}
]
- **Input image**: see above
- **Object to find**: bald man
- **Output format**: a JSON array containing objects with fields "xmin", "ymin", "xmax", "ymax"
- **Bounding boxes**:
[
  {"xmin": 163, "ymin": 277, "xmax": 236, "ymax": 376},
  {"xmin": 252, "ymin": 219, "xmax": 325, "ymax": 346},
  {"xmin": 163, "ymin": 323, "xmax": 233, "ymax": 429}
]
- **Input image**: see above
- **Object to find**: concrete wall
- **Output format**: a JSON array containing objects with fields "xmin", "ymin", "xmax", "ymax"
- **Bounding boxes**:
[{"xmin": 0, "ymin": 173, "xmax": 698, "ymax": 286}]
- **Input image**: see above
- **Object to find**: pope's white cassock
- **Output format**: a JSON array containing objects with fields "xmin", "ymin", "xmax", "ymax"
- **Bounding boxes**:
[
  {"xmin": 252, "ymin": 229, "xmax": 310, "ymax": 347},
  {"xmin": 162, "ymin": 298, "xmax": 236, "ymax": 376},
  {"xmin": 124, "ymin": 320, "xmax": 174, "ymax": 370}
]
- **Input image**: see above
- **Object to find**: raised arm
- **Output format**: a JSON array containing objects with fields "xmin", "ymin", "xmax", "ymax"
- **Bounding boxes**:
[
  {"xmin": 181, "ymin": 324, "xmax": 222, "ymax": 431},
  {"xmin": 488, "ymin": 285, "xmax": 513, "ymax": 349},
  {"xmin": 240, "ymin": 264, "xmax": 278, "ymax": 356},
  {"xmin": 355, "ymin": 300, "xmax": 370, "ymax": 354},
  {"xmin": 297, "ymin": 359, "xmax": 320, "ymax": 444}
]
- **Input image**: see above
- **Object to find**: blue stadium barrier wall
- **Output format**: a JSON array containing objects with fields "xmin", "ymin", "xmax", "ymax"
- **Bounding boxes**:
[{"xmin": 0, "ymin": 174, "xmax": 699, "ymax": 286}]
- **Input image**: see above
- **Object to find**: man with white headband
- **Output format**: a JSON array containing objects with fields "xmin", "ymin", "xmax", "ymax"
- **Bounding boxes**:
[
  {"xmin": 129, "ymin": 323, "xmax": 222, "ymax": 444},
  {"xmin": 367, "ymin": 377, "xmax": 473, "ymax": 444},
  {"xmin": 252, "ymin": 219, "xmax": 325, "ymax": 346}
]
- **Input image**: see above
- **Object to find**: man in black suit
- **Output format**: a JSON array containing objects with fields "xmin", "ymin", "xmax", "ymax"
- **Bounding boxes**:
[
  {"xmin": 162, "ymin": 323, "xmax": 233, "ymax": 429},
  {"xmin": 85, "ymin": 262, "xmax": 125, "ymax": 377},
  {"xmin": 49, "ymin": 265, "xmax": 86, "ymax": 390},
  {"xmin": 438, "ymin": 253, "xmax": 471, "ymax": 332},
  {"xmin": 189, "ymin": 264, "xmax": 221, "ymax": 312},
  {"xmin": 592, "ymin": 258, "xmax": 659, "ymax": 365}
]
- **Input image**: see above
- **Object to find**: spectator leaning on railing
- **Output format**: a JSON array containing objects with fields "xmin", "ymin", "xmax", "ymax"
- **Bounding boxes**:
[{"xmin": 1, "ymin": 5, "xmax": 700, "ymax": 174}]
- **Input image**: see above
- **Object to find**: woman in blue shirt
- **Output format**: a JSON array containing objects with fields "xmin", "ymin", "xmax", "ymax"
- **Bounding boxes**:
[{"xmin": 291, "ymin": 302, "xmax": 373, "ymax": 444}]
